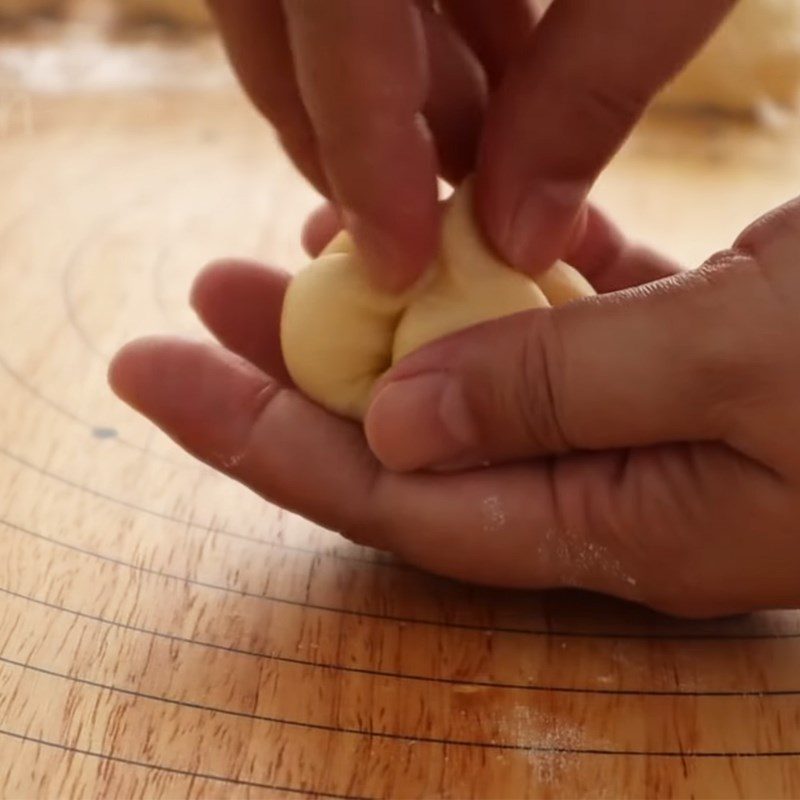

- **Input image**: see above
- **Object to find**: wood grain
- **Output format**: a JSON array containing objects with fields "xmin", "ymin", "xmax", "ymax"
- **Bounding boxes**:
[{"xmin": 1, "ymin": 24, "xmax": 800, "ymax": 800}]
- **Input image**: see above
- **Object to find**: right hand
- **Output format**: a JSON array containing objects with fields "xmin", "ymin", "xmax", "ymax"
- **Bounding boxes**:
[{"xmin": 208, "ymin": 0, "xmax": 735, "ymax": 289}]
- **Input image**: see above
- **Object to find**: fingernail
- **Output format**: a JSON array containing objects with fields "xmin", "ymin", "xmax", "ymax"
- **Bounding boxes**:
[
  {"xmin": 365, "ymin": 372, "xmax": 477, "ymax": 471},
  {"xmin": 341, "ymin": 210, "xmax": 405, "ymax": 292},
  {"xmin": 342, "ymin": 209, "xmax": 428, "ymax": 293},
  {"xmin": 500, "ymin": 182, "xmax": 583, "ymax": 273}
]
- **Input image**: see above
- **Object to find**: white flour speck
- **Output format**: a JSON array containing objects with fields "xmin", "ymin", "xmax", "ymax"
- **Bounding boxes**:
[
  {"xmin": 500, "ymin": 706, "xmax": 586, "ymax": 785},
  {"xmin": 216, "ymin": 451, "xmax": 244, "ymax": 470},
  {"xmin": 545, "ymin": 528, "xmax": 638, "ymax": 588},
  {"xmin": 481, "ymin": 495, "xmax": 507, "ymax": 533}
]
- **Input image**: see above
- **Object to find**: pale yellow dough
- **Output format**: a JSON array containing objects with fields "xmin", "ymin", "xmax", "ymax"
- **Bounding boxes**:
[{"xmin": 281, "ymin": 184, "xmax": 595, "ymax": 420}]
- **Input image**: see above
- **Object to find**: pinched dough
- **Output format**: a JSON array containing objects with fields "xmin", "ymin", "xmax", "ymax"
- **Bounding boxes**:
[{"xmin": 281, "ymin": 184, "xmax": 595, "ymax": 420}]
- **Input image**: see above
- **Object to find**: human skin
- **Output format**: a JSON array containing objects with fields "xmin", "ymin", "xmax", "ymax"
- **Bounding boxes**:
[
  {"xmin": 207, "ymin": 0, "xmax": 735, "ymax": 289},
  {"xmin": 110, "ymin": 1, "xmax": 800, "ymax": 617},
  {"xmin": 110, "ymin": 195, "xmax": 800, "ymax": 618}
]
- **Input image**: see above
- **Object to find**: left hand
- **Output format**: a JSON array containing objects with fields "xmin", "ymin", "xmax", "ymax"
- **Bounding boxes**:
[{"xmin": 110, "ymin": 199, "xmax": 800, "ymax": 618}]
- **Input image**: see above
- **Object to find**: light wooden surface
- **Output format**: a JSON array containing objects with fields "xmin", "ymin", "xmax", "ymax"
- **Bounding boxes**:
[{"xmin": 1, "ymin": 26, "xmax": 800, "ymax": 800}]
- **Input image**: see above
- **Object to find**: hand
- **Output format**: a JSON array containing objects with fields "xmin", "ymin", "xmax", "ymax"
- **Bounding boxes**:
[
  {"xmin": 362, "ymin": 195, "xmax": 800, "ymax": 616},
  {"xmin": 208, "ymin": 0, "xmax": 734, "ymax": 288},
  {"xmin": 109, "ymin": 197, "xmax": 798, "ymax": 618}
]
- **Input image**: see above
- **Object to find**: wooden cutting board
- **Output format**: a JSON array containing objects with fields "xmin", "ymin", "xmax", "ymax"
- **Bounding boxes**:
[{"xmin": 1, "ymin": 30, "xmax": 800, "ymax": 800}]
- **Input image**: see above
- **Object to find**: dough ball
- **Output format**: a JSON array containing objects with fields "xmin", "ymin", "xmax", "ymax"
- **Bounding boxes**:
[
  {"xmin": 391, "ymin": 187, "xmax": 550, "ymax": 363},
  {"xmin": 116, "ymin": 0, "xmax": 212, "ymax": 27},
  {"xmin": 657, "ymin": 0, "xmax": 800, "ymax": 114},
  {"xmin": 281, "ymin": 183, "xmax": 596, "ymax": 420}
]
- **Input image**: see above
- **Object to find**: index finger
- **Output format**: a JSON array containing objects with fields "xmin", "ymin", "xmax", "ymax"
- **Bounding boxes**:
[
  {"xmin": 208, "ymin": 0, "xmax": 329, "ymax": 192},
  {"xmin": 476, "ymin": 0, "xmax": 735, "ymax": 275},
  {"xmin": 284, "ymin": 0, "xmax": 440, "ymax": 291}
]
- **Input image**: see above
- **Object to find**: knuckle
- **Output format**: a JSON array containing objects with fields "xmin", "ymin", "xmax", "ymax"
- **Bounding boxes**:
[
  {"xmin": 570, "ymin": 80, "xmax": 649, "ymax": 144},
  {"xmin": 533, "ymin": 77, "xmax": 649, "ymax": 179},
  {"xmin": 249, "ymin": 376, "xmax": 284, "ymax": 423},
  {"xmin": 733, "ymin": 198, "xmax": 800, "ymax": 257},
  {"xmin": 679, "ymin": 252, "xmax": 781, "ymax": 422},
  {"xmin": 698, "ymin": 246, "xmax": 744, "ymax": 275},
  {"xmin": 314, "ymin": 114, "xmax": 414, "ymax": 164},
  {"xmin": 544, "ymin": 450, "xmax": 740, "ymax": 619},
  {"xmin": 212, "ymin": 375, "xmax": 284, "ymax": 474},
  {"xmin": 516, "ymin": 313, "xmax": 571, "ymax": 452},
  {"xmin": 339, "ymin": 463, "xmax": 389, "ymax": 550},
  {"xmin": 584, "ymin": 80, "xmax": 648, "ymax": 121},
  {"xmin": 598, "ymin": 448, "xmax": 711, "ymax": 616},
  {"xmin": 733, "ymin": 214, "xmax": 800, "ymax": 327}
]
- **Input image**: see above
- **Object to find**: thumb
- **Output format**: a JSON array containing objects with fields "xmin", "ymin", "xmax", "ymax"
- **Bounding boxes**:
[{"xmin": 365, "ymin": 253, "xmax": 754, "ymax": 471}]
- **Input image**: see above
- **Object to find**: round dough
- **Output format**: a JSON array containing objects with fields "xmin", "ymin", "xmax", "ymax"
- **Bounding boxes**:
[
  {"xmin": 281, "ymin": 183, "xmax": 595, "ymax": 420},
  {"xmin": 656, "ymin": 0, "xmax": 800, "ymax": 114},
  {"xmin": 116, "ymin": 0, "xmax": 211, "ymax": 27}
]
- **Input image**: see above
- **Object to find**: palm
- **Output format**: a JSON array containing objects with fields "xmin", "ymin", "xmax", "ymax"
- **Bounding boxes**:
[{"xmin": 110, "ymin": 214, "xmax": 780, "ymax": 615}]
